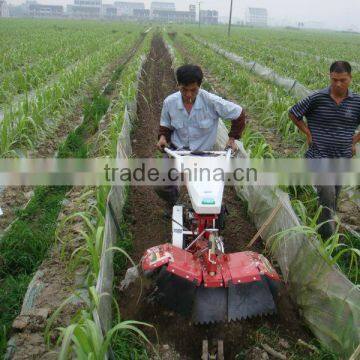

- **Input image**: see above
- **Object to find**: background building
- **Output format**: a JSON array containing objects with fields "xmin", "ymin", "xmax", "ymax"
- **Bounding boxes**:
[
  {"xmin": 152, "ymin": 4, "xmax": 195, "ymax": 23},
  {"xmin": 67, "ymin": 0, "xmax": 102, "ymax": 18},
  {"xmin": 150, "ymin": 1, "xmax": 175, "ymax": 12},
  {"xmin": 27, "ymin": 2, "xmax": 63, "ymax": 17},
  {"xmin": 102, "ymin": 3, "xmax": 117, "ymax": 18},
  {"xmin": 0, "ymin": 0, "xmax": 9, "ymax": 17},
  {"xmin": 152, "ymin": 9, "xmax": 194, "ymax": 23},
  {"xmin": 6, "ymin": 0, "xmax": 197, "ymax": 22},
  {"xmin": 199, "ymin": 9, "xmax": 218, "ymax": 25},
  {"xmin": 133, "ymin": 8, "xmax": 149, "ymax": 21},
  {"xmin": 246, "ymin": 7, "xmax": 268, "ymax": 27},
  {"xmin": 113, "ymin": 1, "xmax": 144, "ymax": 16}
]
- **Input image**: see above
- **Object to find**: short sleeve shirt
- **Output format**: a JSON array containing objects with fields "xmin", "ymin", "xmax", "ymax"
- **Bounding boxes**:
[
  {"xmin": 160, "ymin": 89, "xmax": 242, "ymax": 151},
  {"xmin": 289, "ymin": 87, "xmax": 360, "ymax": 158}
]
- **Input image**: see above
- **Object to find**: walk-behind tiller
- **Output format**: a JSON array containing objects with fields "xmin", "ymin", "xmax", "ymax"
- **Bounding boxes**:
[{"xmin": 141, "ymin": 148, "xmax": 281, "ymax": 324}]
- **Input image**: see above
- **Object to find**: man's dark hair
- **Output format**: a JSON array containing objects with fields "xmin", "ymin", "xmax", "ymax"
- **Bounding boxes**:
[
  {"xmin": 176, "ymin": 64, "xmax": 203, "ymax": 86},
  {"xmin": 330, "ymin": 61, "xmax": 352, "ymax": 74}
]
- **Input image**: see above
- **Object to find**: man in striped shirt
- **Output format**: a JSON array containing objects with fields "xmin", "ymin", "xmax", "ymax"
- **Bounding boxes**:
[{"xmin": 289, "ymin": 61, "xmax": 360, "ymax": 238}]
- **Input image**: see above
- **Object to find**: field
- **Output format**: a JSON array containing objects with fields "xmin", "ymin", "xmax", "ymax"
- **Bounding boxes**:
[{"xmin": 0, "ymin": 19, "xmax": 359, "ymax": 359}]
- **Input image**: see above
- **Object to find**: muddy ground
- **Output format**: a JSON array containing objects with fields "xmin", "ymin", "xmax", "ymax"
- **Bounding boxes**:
[{"xmin": 117, "ymin": 35, "xmax": 312, "ymax": 360}]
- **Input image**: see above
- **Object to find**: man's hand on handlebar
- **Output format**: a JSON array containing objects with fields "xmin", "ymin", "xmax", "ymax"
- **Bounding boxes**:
[
  {"xmin": 157, "ymin": 135, "xmax": 168, "ymax": 151},
  {"xmin": 226, "ymin": 137, "xmax": 239, "ymax": 153}
]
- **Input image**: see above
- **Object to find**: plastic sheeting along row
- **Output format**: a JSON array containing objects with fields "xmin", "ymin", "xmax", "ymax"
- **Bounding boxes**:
[
  {"xmin": 95, "ymin": 60, "xmax": 144, "ymax": 334},
  {"xmin": 193, "ymin": 35, "xmax": 312, "ymax": 100},
  {"xmin": 215, "ymin": 120, "xmax": 359, "ymax": 358}
]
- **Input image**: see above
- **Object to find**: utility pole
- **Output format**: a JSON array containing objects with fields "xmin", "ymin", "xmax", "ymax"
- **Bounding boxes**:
[
  {"xmin": 198, "ymin": 1, "xmax": 201, "ymax": 28},
  {"xmin": 228, "ymin": 0, "xmax": 234, "ymax": 36}
]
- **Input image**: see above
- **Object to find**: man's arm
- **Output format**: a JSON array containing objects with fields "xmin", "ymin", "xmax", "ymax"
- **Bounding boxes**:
[
  {"xmin": 157, "ymin": 101, "xmax": 172, "ymax": 150},
  {"xmin": 289, "ymin": 94, "xmax": 314, "ymax": 145},
  {"xmin": 228, "ymin": 110, "xmax": 246, "ymax": 139},
  {"xmin": 352, "ymin": 131, "xmax": 360, "ymax": 156},
  {"xmin": 210, "ymin": 93, "xmax": 244, "ymax": 150},
  {"xmin": 289, "ymin": 113, "xmax": 312, "ymax": 144},
  {"xmin": 227, "ymin": 110, "xmax": 246, "ymax": 149}
]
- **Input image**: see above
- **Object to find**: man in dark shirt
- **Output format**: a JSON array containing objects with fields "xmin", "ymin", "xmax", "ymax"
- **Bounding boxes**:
[{"xmin": 289, "ymin": 61, "xmax": 360, "ymax": 238}]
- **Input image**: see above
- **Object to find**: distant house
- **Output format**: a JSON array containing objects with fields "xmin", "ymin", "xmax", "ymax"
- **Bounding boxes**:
[
  {"xmin": 150, "ymin": 1, "xmax": 175, "ymax": 13},
  {"xmin": 0, "ymin": 0, "xmax": 10, "ymax": 17},
  {"xmin": 152, "ymin": 9, "xmax": 194, "ymax": 23},
  {"xmin": 102, "ymin": 4, "xmax": 117, "ymax": 18},
  {"xmin": 27, "ymin": 2, "xmax": 63, "ymax": 17},
  {"xmin": 199, "ymin": 9, "xmax": 218, "ymax": 25},
  {"xmin": 67, "ymin": 0, "xmax": 102, "ymax": 19},
  {"xmin": 151, "ymin": 4, "xmax": 195, "ymax": 23},
  {"xmin": 113, "ymin": 1, "xmax": 145, "ymax": 17},
  {"xmin": 133, "ymin": 8, "xmax": 150, "ymax": 21},
  {"xmin": 246, "ymin": 7, "xmax": 268, "ymax": 27},
  {"xmin": 189, "ymin": 4, "xmax": 196, "ymax": 13}
]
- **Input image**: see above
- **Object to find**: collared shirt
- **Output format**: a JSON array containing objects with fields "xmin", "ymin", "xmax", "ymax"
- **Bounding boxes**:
[
  {"xmin": 290, "ymin": 87, "xmax": 360, "ymax": 158},
  {"xmin": 160, "ymin": 89, "xmax": 242, "ymax": 151}
]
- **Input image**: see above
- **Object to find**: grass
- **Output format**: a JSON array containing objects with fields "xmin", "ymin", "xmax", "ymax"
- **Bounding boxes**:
[
  {"xmin": 47, "ymin": 37, "xmax": 152, "ymax": 357},
  {"xmin": 288, "ymin": 186, "xmax": 360, "ymax": 284},
  {"xmin": 0, "ymin": 185, "xmax": 67, "ymax": 357},
  {"xmin": 111, "ymin": 331, "xmax": 150, "ymax": 359},
  {"xmin": 58, "ymin": 92, "xmax": 110, "ymax": 158},
  {"xmin": 0, "ymin": 186, "xmax": 67, "ymax": 277},
  {"xmin": 0, "ymin": 82, "xmax": 112, "ymax": 356},
  {"xmin": 0, "ymin": 274, "xmax": 31, "ymax": 353},
  {"xmin": 0, "ymin": 28, "xmax": 140, "ymax": 157},
  {"xmin": 54, "ymin": 286, "xmax": 154, "ymax": 359}
]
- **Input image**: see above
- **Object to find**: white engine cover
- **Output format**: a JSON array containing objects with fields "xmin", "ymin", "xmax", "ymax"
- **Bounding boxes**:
[
  {"xmin": 186, "ymin": 177, "xmax": 224, "ymax": 214},
  {"xmin": 164, "ymin": 148, "xmax": 230, "ymax": 215}
]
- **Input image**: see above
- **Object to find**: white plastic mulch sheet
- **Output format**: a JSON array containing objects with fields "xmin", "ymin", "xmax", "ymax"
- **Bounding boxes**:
[
  {"xmin": 194, "ymin": 36, "xmax": 312, "ymax": 100},
  {"xmin": 95, "ymin": 61, "xmax": 144, "ymax": 332},
  {"xmin": 215, "ymin": 120, "xmax": 360, "ymax": 357}
]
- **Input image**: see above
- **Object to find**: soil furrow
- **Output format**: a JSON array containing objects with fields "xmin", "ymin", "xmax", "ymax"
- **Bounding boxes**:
[{"xmin": 117, "ymin": 35, "xmax": 311, "ymax": 360}]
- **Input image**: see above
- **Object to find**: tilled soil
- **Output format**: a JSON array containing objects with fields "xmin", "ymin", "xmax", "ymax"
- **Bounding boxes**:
[{"xmin": 117, "ymin": 35, "xmax": 311, "ymax": 359}]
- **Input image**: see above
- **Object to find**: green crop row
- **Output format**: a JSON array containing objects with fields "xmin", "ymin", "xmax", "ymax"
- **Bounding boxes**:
[
  {"xmin": 0, "ymin": 24, "xmax": 141, "ymax": 106},
  {"xmin": 183, "ymin": 25, "xmax": 360, "ymax": 93},
  {"xmin": 0, "ymin": 31, "xmax": 141, "ymax": 157},
  {"xmin": 0, "ymin": 19, "xmax": 141, "ymax": 74},
  {"xmin": 187, "ymin": 25, "xmax": 360, "ymax": 63},
  {"xmin": 45, "ymin": 34, "xmax": 153, "ymax": 358}
]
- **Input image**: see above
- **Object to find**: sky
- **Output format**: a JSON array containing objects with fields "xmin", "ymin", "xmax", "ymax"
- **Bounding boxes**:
[{"xmin": 7, "ymin": 0, "xmax": 360, "ymax": 31}]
